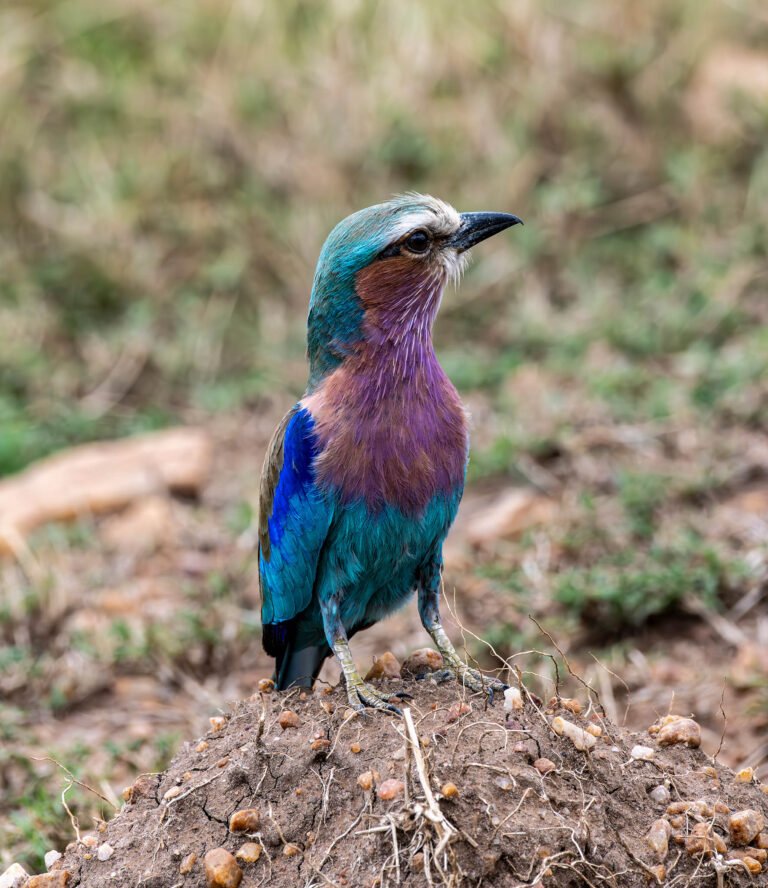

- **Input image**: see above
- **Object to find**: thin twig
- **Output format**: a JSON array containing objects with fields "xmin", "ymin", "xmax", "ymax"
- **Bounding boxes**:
[
  {"xmin": 31, "ymin": 756, "xmax": 117, "ymax": 811},
  {"xmin": 403, "ymin": 707, "xmax": 457, "ymax": 856}
]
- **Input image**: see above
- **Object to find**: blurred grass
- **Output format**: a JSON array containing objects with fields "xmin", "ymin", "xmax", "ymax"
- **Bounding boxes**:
[
  {"xmin": 1, "ymin": 0, "xmax": 768, "ymax": 871},
  {"xmin": 1, "ymin": 0, "xmax": 766, "ymax": 476}
]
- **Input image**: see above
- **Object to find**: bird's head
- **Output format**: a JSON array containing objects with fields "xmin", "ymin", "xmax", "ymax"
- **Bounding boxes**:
[{"xmin": 307, "ymin": 194, "xmax": 522, "ymax": 385}]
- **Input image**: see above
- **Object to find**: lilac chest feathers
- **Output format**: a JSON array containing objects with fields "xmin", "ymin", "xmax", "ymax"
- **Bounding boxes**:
[{"xmin": 303, "ymin": 259, "xmax": 469, "ymax": 516}]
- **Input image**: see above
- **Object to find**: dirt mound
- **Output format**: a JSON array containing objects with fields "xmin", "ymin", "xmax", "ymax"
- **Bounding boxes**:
[{"xmin": 45, "ymin": 674, "xmax": 767, "ymax": 887}]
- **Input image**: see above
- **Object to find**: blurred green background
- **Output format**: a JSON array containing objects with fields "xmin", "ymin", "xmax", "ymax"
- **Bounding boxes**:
[
  {"xmin": 2, "ymin": 0, "xmax": 765, "ymax": 474},
  {"xmin": 1, "ymin": 0, "xmax": 767, "ymax": 874}
]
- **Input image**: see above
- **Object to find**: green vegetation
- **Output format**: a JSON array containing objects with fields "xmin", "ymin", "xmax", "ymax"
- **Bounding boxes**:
[
  {"xmin": 555, "ymin": 539, "xmax": 731, "ymax": 631},
  {"xmin": 2, "ymin": 0, "xmax": 767, "ymax": 870},
  {"xmin": 1, "ymin": 1, "xmax": 766, "ymax": 476}
]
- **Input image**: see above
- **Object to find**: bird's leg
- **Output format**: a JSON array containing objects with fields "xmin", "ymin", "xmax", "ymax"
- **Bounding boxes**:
[
  {"xmin": 417, "ymin": 562, "xmax": 507, "ymax": 699},
  {"xmin": 320, "ymin": 592, "xmax": 403, "ymax": 714}
]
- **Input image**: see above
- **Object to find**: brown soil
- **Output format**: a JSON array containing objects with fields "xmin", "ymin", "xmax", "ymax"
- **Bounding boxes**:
[{"xmin": 50, "ymin": 677, "xmax": 767, "ymax": 888}]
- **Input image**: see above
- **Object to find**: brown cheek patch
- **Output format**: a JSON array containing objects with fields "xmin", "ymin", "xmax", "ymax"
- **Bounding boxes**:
[{"xmin": 355, "ymin": 257, "xmax": 427, "ymax": 310}]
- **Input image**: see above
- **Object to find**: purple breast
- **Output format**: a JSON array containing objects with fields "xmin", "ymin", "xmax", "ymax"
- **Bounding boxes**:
[
  {"xmin": 302, "ymin": 254, "xmax": 469, "ymax": 515},
  {"xmin": 304, "ymin": 361, "xmax": 468, "ymax": 515}
]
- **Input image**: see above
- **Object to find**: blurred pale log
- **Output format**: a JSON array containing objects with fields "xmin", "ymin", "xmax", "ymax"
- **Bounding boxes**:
[
  {"xmin": 685, "ymin": 44, "xmax": 768, "ymax": 142},
  {"xmin": 0, "ymin": 428, "xmax": 212, "ymax": 555},
  {"xmin": 466, "ymin": 488, "xmax": 556, "ymax": 548}
]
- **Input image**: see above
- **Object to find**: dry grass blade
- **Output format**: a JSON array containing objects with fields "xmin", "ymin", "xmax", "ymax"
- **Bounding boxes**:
[{"xmin": 403, "ymin": 707, "xmax": 458, "ymax": 857}]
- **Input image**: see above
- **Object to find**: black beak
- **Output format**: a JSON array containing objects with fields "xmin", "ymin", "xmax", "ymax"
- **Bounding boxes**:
[{"xmin": 448, "ymin": 212, "xmax": 523, "ymax": 253}]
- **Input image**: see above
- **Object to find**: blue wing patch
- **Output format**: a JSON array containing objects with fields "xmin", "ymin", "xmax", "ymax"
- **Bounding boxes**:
[{"xmin": 259, "ymin": 406, "xmax": 332, "ymax": 655}]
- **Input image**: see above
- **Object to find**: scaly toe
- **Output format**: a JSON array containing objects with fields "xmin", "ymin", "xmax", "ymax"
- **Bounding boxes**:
[
  {"xmin": 438, "ymin": 664, "xmax": 507, "ymax": 700},
  {"xmin": 352, "ymin": 681, "xmax": 404, "ymax": 715}
]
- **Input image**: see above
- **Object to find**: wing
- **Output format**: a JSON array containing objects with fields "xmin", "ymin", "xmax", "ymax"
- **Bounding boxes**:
[{"xmin": 258, "ymin": 404, "xmax": 333, "ymax": 656}]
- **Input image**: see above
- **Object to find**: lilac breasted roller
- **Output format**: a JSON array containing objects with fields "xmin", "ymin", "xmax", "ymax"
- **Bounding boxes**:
[{"xmin": 258, "ymin": 194, "xmax": 522, "ymax": 712}]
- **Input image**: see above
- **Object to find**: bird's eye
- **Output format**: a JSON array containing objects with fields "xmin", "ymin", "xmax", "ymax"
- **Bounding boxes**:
[{"xmin": 405, "ymin": 229, "xmax": 430, "ymax": 253}]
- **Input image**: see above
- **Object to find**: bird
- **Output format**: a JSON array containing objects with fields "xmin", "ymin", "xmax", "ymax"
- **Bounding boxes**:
[{"xmin": 258, "ymin": 193, "xmax": 522, "ymax": 712}]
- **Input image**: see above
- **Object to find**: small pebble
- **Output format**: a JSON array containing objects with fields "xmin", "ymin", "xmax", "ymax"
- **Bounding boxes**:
[
  {"xmin": 229, "ymin": 808, "xmax": 261, "ymax": 833},
  {"xmin": 656, "ymin": 717, "xmax": 701, "ymax": 748},
  {"xmin": 447, "ymin": 701, "xmax": 471, "ymax": 723},
  {"xmin": 742, "ymin": 857, "xmax": 763, "ymax": 875},
  {"xmin": 495, "ymin": 776, "xmax": 514, "ymax": 792},
  {"xmin": 310, "ymin": 738, "xmax": 331, "ymax": 753},
  {"xmin": 204, "ymin": 848, "xmax": 242, "ymax": 888},
  {"xmin": 735, "ymin": 767, "xmax": 755, "ymax": 783},
  {"xmin": 715, "ymin": 802, "xmax": 730, "ymax": 814},
  {"xmin": 412, "ymin": 852, "xmax": 425, "ymax": 871},
  {"xmin": 561, "ymin": 697, "xmax": 582, "ymax": 715},
  {"xmin": 0, "ymin": 863, "xmax": 30, "ymax": 888},
  {"xmin": 278, "ymin": 710, "xmax": 300, "ymax": 730},
  {"xmin": 645, "ymin": 819, "xmax": 671, "ymax": 861},
  {"xmin": 551, "ymin": 716, "xmax": 596, "ymax": 752},
  {"xmin": 729, "ymin": 809, "xmax": 765, "ymax": 846},
  {"xmin": 648, "ymin": 865, "xmax": 666, "ymax": 882},
  {"xmin": 685, "ymin": 822, "xmax": 726, "ymax": 857},
  {"xmin": 44, "ymin": 851, "xmax": 62, "ymax": 871},
  {"xmin": 534, "ymin": 758, "xmax": 556, "ymax": 776},
  {"xmin": 727, "ymin": 852, "xmax": 762, "ymax": 874},
  {"xmin": 82, "ymin": 836, "xmax": 98, "ymax": 849},
  {"xmin": 283, "ymin": 844, "xmax": 301, "ymax": 858},
  {"xmin": 701, "ymin": 766, "xmax": 718, "ymax": 779},
  {"xmin": 649, "ymin": 785, "xmax": 670, "ymax": 805},
  {"xmin": 196, "ymin": 741, "xmax": 209, "ymax": 753},
  {"xmin": 365, "ymin": 651, "xmax": 401, "ymax": 680},
  {"xmin": 27, "ymin": 875, "xmax": 70, "ymax": 888},
  {"xmin": 96, "ymin": 843, "xmax": 114, "ymax": 862},
  {"xmin": 667, "ymin": 801, "xmax": 690, "ymax": 815},
  {"xmin": 689, "ymin": 800, "xmax": 714, "ymax": 819},
  {"xmin": 401, "ymin": 648, "xmax": 443, "ymax": 677},
  {"xmin": 630, "ymin": 745, "xmax": 655, "ymax": 761},
  {"xmin": 209, "ymin": 716, "xmax": 227, "ymax": 733},
  {"xmin": 503, "ymin": 687, "xmax": 523, "ymax": 712},
  {"xmin": 350, "ymin": 742, "xmax": 361, "ymax": 754},
  {"xmin": 441, "ymin": 782, "xmax": 459, "ymax": 799},
  {"xmin": 756, "ymin": 833, "xmax": 768, "ymax": 849},
  {"xmin": 357, "ymin": 770, "xmax": 380, "ymax": 791},
  {"xmin": 179, "ymin": 853, "xmax": 196, "ymax": 874},
  {"xmin": 377, "ymin": 779, "xmax": 404, "ymax": 800},
  {"xmin": 163, "ymin": 786, "xmax": 183, "ymax": 802},
  {"xmin": 585, "ymin": 724, "xmax": 602, "ymax": 738},
  {"xmin": 647, "ymin": 714, "xmax": 681, "ymax": 734},
  {"xmin": 235, "ymin": 843, "xmax": 262, "ymax": 864},
  {"xmin": 257, "ymin": 678, "xmax": 274, "ymax": 693}
]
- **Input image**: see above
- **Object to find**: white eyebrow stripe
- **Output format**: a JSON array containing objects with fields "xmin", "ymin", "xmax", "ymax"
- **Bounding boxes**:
[
  {"xmin": 387, "ymin": 199, "xmax": 462, "ymax": 241},
  {"xmin": 388, "ymin": 210, "xmax": 444, "ymax": 240}
]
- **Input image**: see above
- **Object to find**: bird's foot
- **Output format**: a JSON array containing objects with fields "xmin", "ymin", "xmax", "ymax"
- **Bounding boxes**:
[
  {"xmin": 434, "ymin": 655, "xmax": 507, "ymax": 703},
  {"xmin": 344, "ymin": 676, "xmax": 407, "ymax": 715}
]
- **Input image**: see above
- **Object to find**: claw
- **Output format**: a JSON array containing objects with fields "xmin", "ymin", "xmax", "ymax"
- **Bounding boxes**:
[
  {"xmin": 346, "ymin": 679, "xmax": 404, "ymax": 715},
  {"xmin": 433, "ymin": 659, "xmax": 507, "ymax": 703}
]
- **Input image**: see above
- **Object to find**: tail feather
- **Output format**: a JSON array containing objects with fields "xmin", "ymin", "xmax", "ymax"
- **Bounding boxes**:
[{"xmin": 275, "ymin": 642, "xmax": 330, "ymax": 690}]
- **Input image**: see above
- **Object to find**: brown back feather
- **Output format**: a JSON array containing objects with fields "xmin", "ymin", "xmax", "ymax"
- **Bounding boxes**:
[{"xmin": 258, "ymin": 405, "xmax": 297, "ymax": 562}]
